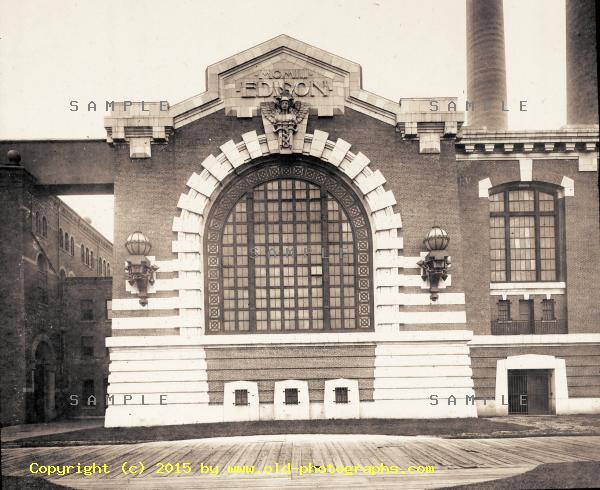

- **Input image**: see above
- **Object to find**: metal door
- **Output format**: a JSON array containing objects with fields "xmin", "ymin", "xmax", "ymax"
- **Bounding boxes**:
[{"xmin": 508, "ymin": 369, "xmax": 551, "ymax": 415}]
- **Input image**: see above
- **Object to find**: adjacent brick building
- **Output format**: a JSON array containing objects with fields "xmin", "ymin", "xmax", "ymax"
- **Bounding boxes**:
[{"xmin": 0, "ymin": 159, "xmax": 113, "ymax": 425}]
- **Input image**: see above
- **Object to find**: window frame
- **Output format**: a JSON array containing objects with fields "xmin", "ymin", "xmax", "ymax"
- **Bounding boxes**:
[
  {"xmin": 497, "ymin": 299, "xmax": 511, "ymax": 322},
  {"xmin": 81, "ymin": 336, "xmax": 94, "ymax": 359},
  {"xmin": 234, "ymin": 389, "xmax": 249, "ymax": 406},
  {"xmin": 489, "ymin": 182, "xmax": 563, "ymax": 283},
  {"xmin": 334, "ymin": 387, "xmax": 349, "ymax": 404},
  {"xmin": 542, "ymin": 298, "xmax": 556, "ymax": 321},
  {"xmin": 284, "ymin": 388, "xmax": 299, "ymax": 405},
  {"xmin": 203, "ymin": 158, "xmax": 374, "ymax": 335},
  {"xmin": 80, "ymin": 299, "xmax": 95, "ymax": 321}
]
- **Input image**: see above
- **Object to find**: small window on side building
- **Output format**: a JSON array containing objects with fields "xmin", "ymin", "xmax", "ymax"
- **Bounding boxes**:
[
  {"xmin": 81, "ymin": 299, "xmax": 94, "ymax": 321},
  {"xmin": 81, "ymin": 336, "xmax": 94, "ymax": 358}
]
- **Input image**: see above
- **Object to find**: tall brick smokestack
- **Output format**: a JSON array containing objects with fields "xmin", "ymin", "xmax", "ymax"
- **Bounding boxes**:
[
  {"xmin": 566, "ymin": 0, "xmax": 598, "ymax": 125},
  {"xmin": 466, "ymin": 0, "xmax": 508, "ymax": 130}
]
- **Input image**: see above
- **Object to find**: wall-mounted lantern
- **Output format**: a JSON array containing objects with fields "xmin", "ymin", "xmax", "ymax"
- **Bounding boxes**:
[
  {"xmin": 417, "ymin": 226, "xmax": 451, "ymax": 301},
  {"xmin": 124, "ymin": 231, "xmax": 158, "ymax": 306}
]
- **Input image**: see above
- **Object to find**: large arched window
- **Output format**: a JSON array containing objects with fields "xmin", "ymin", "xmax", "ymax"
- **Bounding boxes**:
[
  {"xmin": 70, "ymin": 237, "xmax": 74, "ymax": 255},
  {"xmin": 205, "ymin": 161, "xmax": 373, "ymax": 334},
  {"xmin": 489, "ymin": 183, "xmax": 562, "ymax": 282}
]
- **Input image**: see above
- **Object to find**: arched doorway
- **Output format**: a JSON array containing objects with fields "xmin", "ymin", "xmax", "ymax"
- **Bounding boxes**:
[{"xmin": 32, "ymin": 340, "xmax": 56, "ymax": 422}]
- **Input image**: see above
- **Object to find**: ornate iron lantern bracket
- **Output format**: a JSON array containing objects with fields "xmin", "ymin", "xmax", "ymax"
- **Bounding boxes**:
[
  {"xmin": 417, "ymin": 226, "xmax": 451, "ymax": 301},
  {"xmin": 124, "ymin": 232, "xmax": 159, "ymax": 306}
]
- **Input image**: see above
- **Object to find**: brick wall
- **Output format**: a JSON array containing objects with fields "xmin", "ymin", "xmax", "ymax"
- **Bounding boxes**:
[
  {"xmin": 62, "ymin": 277, "xmax": 112, "ymax": 417},
  {"xmin": 0, "ymin": 166, "xmax": 30, "ymax": 425},
  {"xmin": 205, "ymin": 344, "xmax": 376, "ymax": 404},
  {"xmin": 0, "ymin": 162, "xmax": 114, "ymax": 425}
]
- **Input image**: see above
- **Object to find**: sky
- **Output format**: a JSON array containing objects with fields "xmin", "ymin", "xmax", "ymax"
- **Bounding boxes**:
[{"xmin": 0, "ymin": 0, "xmax": 567, "ymax": 242}]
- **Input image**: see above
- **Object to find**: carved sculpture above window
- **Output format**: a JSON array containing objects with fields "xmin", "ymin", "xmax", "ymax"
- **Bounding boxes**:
[{"xmin": 260, "ymin": 90, "xmax": 309, "ymax": 153}]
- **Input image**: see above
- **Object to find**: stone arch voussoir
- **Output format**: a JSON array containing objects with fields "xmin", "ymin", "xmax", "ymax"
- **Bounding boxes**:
[{"xmin": 171, "ymin": 130, "xmax": 407, "ymax": 333}]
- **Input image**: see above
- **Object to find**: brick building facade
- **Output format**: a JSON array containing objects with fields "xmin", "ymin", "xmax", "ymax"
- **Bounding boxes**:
[
  {"xmin": 61, "ymin": 277, "xmax": 112, "ymax": 418},
  {"xmin": 1, "ymin": 7, "xmax": 598, "ymax": 427},
  {"xmin": 0, "ymin": 161, "xmax": 113, "ymax": 425}
]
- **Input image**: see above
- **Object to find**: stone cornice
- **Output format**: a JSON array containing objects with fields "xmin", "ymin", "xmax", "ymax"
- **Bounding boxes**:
[{"xmin": 456, "ymin": 126, "xmax": 599, "ymax": 154}]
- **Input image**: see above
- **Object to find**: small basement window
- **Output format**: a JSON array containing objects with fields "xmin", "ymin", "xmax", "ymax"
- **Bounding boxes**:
[
  {"xmin": 335, "ymin": 387, "xmax": 349, "ymax": 404},
  {"xmin": 234, "ymin": 389, "xmax": 248, "ymax": 406},
  {"xmin": 284, "ymin": 388, "xmax": 299, "ymax": 405}
]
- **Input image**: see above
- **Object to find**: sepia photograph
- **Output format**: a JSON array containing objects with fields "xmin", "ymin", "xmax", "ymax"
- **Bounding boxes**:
[{"xmin": 0, "ymin": 0, "xmax": 599, "ymax": 488}]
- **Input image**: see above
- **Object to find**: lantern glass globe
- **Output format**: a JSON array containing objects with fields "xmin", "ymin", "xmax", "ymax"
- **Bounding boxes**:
[
  {"xmin": 125, "ymin": 231, "xmax": 152, "ymax": 255},
  {"xmin": 424, "ymin": 226, "xmax": 449, "ymax": 251}
]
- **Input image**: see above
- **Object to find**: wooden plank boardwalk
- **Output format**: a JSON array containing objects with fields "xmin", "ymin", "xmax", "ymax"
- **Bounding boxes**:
[{"xmin": 3, "ymin": 434, "xmax": 600, "ymax": 489}]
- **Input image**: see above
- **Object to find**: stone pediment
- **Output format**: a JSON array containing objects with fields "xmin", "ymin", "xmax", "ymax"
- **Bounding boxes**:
[
  {"xmin": 104, "ymin": 35, "xmax": 463, "ymax": 157},
  {"xmin": 170, "ymin": 34, "xmax": 384, "ymax": 126}
]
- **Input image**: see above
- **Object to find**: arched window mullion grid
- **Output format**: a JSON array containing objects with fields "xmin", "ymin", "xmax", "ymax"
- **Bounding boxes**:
[
  {"xmin": 246, "ymin": 194, "xmax": 257, "ymax": 329},
  {"xmin": 205, "ymin": 162, "xmax": 373, "ymax": 335}
]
